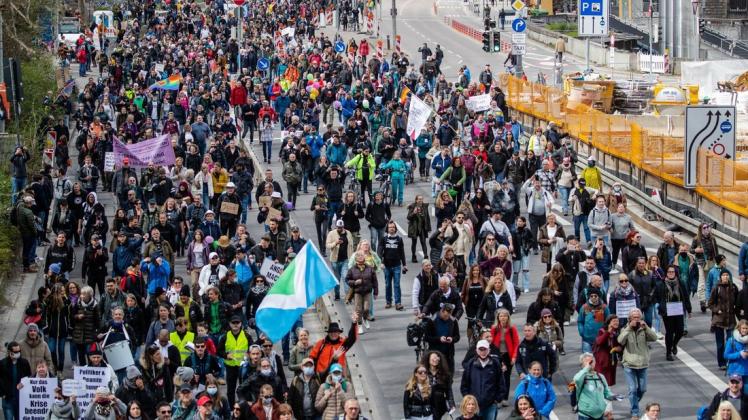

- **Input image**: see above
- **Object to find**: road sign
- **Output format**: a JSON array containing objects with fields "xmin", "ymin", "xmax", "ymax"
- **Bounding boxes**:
[
  {"xmin": 257, "ymin": 57, "xmax": 269, "ymax": 70},
  {"xmin": 684, "ymin": 105, "xmax": 737, "ymax": 188},
  {"xmin": 334, "ymin": 41, "xmax": 346, "ymax": 53},
  {"xmin": 512, "ymin": 33, "xmax": 526, "ymax": 43},
  {"xmin": 511, "ymin": 18, "xmax": 526, "ymax": 33},
  {"xmin": 512, "ymin": 43, "xmax": 526, "ymax": 55},
  {"xmin": 512, "ymin": 0, "xmax": 525, "ymax": 11},
  {"xmin": 578, "ymin": 0, "xmax": 608, "ymax": 36}
]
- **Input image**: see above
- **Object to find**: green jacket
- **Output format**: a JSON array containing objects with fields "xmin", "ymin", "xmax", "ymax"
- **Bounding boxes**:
[
  {"xmin": 573, "ymin": 367, "xmax": 612, "ymax": 419},
  {"xmin": 415, "ymin": 134, "xmax": 433, "ymax": 158},
  {"xmin": 617, "ymin": 323, "xmax": 658, "ymax": 369},
  {"xmin": 17, "ymin": 205, "xmax": 36, "ymax": 236},
  {"xmin": 345, "ymin": 154, "xmax": 376, "ymax": 181},
  {"xmin": 439, "ymin": 166, "xmax": 466, "ymax": 186}
]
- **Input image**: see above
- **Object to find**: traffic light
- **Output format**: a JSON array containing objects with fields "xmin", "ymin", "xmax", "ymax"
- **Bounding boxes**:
[
  {"xmin": 698, "ymin": 19, "xmax": 706, "ymax": 34},
  {"xmin": 483, "ymin": 18, "xmax": 496, "ymax": 30},
  {"xmin": 492, "ymin": 31, "xmax": 501, "ymax": 52},
  {"xmin": 482, "ymin": 31, "xmax": 491, "ymax": 52}
]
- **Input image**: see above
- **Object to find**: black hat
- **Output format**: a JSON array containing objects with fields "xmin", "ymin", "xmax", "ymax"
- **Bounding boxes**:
[
  {"xmin": 180, "ymin": 284, "xmax": 191, "ymax": 297},
  {"xmin": 88, "ymin": 343, "xmax": 103, "ymax": 356},
  {"xmin": 154, "ymin": 287, "xmax": 166, "ymax": 296},
  {"xmin": 230, "ymin": 315, "xmax": 242, "ymax": 323},
  {"xmin": 327, "ymin": 322, "xmax": 343, "ymax": 333}
]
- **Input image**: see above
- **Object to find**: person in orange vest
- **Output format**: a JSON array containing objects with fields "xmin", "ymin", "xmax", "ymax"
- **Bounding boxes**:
[{"xmin": 309, "ymin": 312, "xmax": 360, "ymax": 379}]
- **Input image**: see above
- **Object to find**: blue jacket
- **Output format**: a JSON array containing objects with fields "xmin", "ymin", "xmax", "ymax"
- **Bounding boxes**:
[
  {"xmin": 306, "ymin": 134, "xmax": 325, "ymax": 159},
  {"xmin": 740, "ymin": 243, "xmax": 748, "ymax": 277},
  {"xmin": 341, "ymin": 98, "xmax": 357, "ymax": 119},
  {"xmin": 112, "ymin": 237, "xmax": 144, "ymax": 277},
  {"xmin": 415, "ymin": 134, "xmax": 432, "ymax": 159},
  {"xmin": 513, "ymin": 376, "xmax": 557, "ymax": 418},
  {"xmin": 141, "ymin": 259, "xmax": 171, "ymax": 294},
  {"xmin": 577, "ymin": 303, "xmax": 610, "ymax": 344},
  {"xmin": 725, "ymin": 331, "xmax": 748, "ymax": 377},
  {"xmin": 431, "ymin": 154, "xmax": 452, "ymax": 178},
  {"xmin": 707, "ymin": 265, "xmax": 732, "ymax": 302},
  {"xmin": 380, "ymin": 158, "xmax": 407, "ymax": 180},
  {"xmin": 274, "ymin": 95, "xmax": 290, "ymax": 118},
  {"xmin": 231, "ymin": 259, "xmax": 259, "ymax": 295},
  {"xmin": 326, "ymin": 143, "xmax": 348, "ymax": 167}
]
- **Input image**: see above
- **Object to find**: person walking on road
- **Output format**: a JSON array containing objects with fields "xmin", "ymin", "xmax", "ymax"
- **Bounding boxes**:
[
  {"xmin": 378, "ymin": 221, "xmax": 408, "ymax": 311},
  {"xmin": 618, "ymin": 307, "xmax": 658, "ymax": 419},
  {"xmin": 460, "ymin": 339, "xmax": 506, "ymax": 420},
  {"xmin": 554, "ymin": 36, "xmax": 566, "ymax": 64}
]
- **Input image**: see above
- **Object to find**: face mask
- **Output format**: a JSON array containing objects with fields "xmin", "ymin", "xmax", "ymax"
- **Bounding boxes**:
[
  {"xmin": 260, "ymin": 368, "xmax": 273, "ymax": 377},
  {"xmin": 262, "ymin": 396, "xmax": 273, "ymax": 405},
  {"xmin": 332, "ymin": 373, "xmax": 342, "ymax": 382},
  {"xmin": 54, "ymin": 398, "xmax": 66, "ymax": 406},
  {"xmin": 10, "ymin": 352, "xmax": 20, "ymax": 360},
  {"xmin": 302, "ymin": 366, "xmax": 314, "ymax": 376},
  {"xmin": 679, "ymin": 251, "xmax": 687, "ymax": 257},
  {"xmin": 207, "ymin": 387, "xmax": 218, "ymax": 396},
  {"xmin": 613, "ymin": 186, "xmax": 621, "ymax": 192}
]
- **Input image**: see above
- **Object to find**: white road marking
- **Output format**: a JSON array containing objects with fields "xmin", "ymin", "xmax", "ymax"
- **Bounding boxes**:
[
  {"xmin": 394, "ymin": 222, "xmax": 408, "ymax": 237},
  {"xmin": 658, "ymin": 339, "xmax": 728, "ymax": 392}
]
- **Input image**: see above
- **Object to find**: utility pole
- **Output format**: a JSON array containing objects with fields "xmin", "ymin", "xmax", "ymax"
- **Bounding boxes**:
[
  {"xmin": 391, "ymin": 0, "xmax": 397, "ymax": 43},
  {"xmin": 649, "ymin": 0, "xmax": 654, "ymax": 81},
  {"xmin": 0, "ymin": 13, "xmax": 5, "ymax": 134}
]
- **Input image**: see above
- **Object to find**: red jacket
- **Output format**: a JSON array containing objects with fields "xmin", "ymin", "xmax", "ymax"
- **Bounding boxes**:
[
  {"xmin": 250, "ymin": 399, "xmax": 281, "ymax": 420},
  {"xmin": 258, "ymin": 106, "xmax": 277, "ymax": 122},
  {"xmin": 230, "ymin": 85, "xmax": 247, "ymax": 107},
  {"xmin": 490, "ymin": 324, "xmax": 520, "ymax": 360},
  {"xmin": 359, "ymin": 40, "xmax": 370, "ymax": 57},
  {"xmin": 77, "ymin": 48, "xmax": 87, "ymax": 64}
]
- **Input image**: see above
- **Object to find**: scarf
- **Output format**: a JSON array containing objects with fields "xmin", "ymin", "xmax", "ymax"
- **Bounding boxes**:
[
  {"xmin": 733, "ymin": 329, "xmax": 748, "ymax": 345},
  {"xmin": 94, "ymin": 400, "xmax": 112, "ymax": 417},
  {"xmin": 665, "ymin": 278, "xmax": 681, "ymax": 302}
]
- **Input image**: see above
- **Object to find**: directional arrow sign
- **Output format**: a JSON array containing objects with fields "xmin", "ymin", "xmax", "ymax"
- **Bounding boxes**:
[
  {"xmin": 257, "ymin": 57, "xmax": 269, "ymax": 70},
  {"xmin": 578, "ymin": 0, "xmax": 608, "ymax": 36},
  {"xmin": 512, "ymin": 18, "xmax": 526, "ymax": 33},
  {"xmin": 684, "ymin": 105, "xmax": 737, "ymax": 188},
  {"xmin": 335, "ymin": 41, "xmax": 346, "ymax": 53}
]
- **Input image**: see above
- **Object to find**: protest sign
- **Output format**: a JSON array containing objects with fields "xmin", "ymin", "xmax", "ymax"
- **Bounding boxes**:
[
  {"xmin": 266, "ymin": 206, "xmax": 282, "ymax": 222},
  {"xmin": 19, "ymin": 377, "xmax": 55, "ymax": 420},
  {"xmin": 74, "ymin": 366, "xmax": 111, "ymax": 417},
  {"xmin": 466, "ymin": 94, "xmax": 491, "ymax": 112},
  {"xmin": 220, "ymin": 202, "xmax": 240, "ymax": 215},
  {"xmin": 62, "ymin": 379, "xmax": 84, "ymax": 397},
  {"xmin": 104, "ymin": 152, "xmax": 115, "ymax": 171},
  {"xmin": 616, "ymin": 300, "xmax": 638, "ymax": 319},
  {"xmin": 260, "ymin": 257, "xmax": 285, "ymax": 284},
  {"xmin": 113, "ymin": 135, "xmax": 176, "ymax": 169},
  {"xmin": 258, "ymin": 196, "xmax": 272, "ymax": 209}
]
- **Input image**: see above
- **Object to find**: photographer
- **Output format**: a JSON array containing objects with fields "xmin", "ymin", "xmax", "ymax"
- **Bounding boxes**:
[
  {"xmin": 617, "ymin": 307, "xmax": 658, "ymax": 419},
  {"xmin": 10, "ymin": 145, "xmax": 31, "ymax": 205}
]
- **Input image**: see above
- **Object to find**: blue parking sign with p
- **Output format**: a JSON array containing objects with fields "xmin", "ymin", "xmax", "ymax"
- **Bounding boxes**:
[{"xmin": 580, "ymin": 0, "xmax": 603, "ymax": 16}]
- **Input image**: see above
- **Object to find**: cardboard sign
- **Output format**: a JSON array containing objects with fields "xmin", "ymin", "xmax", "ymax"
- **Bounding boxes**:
[
  {"xmin": 220, "ymin": 201, "xmax": 240, "ymax": 215},
  {"xmin": 19, "ymin": 377, "xmax": 56, "ymax": 420},
  {"xmin": 666, "ymin": 302, "xmax": 684, "ymax": 316},
  {"xmin": 104, "ymin": 152, "xmax": 115, "ymax": 171},
  {"xmin": 74, "ymin": 366, "xmax": 112, "ymax": 417},
  {"xmin": 266, "ymin": 206, "xmax": 281, "ymax": 222},
  {"xmin": 260, "ymin": 257, "xmax": 285, "ymax": 284},
  {"xmin": 466, "ymin": 94, "xmax": 492, "ymax": 112},
  {"xmin": 258, "ymin": 196, "xmax": 272, "ymax": 208},
  {"xmin": 615, "ymin": 299, "xmax": 637, "ymax": 319}
]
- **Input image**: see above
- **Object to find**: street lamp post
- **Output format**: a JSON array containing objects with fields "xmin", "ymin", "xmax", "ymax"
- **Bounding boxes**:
[
  {"xmin": 691, "ymin": 0, "xmax": 700, "ymax": 60},
  {"xmin": 391, "ymin": 0, "xmax": 398, "ymax": 43}
]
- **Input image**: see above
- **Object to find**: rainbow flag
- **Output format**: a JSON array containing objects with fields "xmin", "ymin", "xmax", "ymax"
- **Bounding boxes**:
[
  {"xmin": 399, "ymin": 86, "xmax": 411, "ymax": 105},
  {"xmin": 149, "ymin": 74, "xmax": 182, "ymax": 91}
]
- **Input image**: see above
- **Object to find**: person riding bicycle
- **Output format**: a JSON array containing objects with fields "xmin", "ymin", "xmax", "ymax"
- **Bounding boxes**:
[
  {"xmin": 380, "ymin": 152, "xmax": 408, "ymax": 207},
  {"xmin": 345, "ymin": 147, "xmax": 376, "ymax": 207}
]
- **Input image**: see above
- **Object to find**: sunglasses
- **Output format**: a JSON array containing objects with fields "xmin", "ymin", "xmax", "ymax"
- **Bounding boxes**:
[
  {"xmin": 542, "ymin": 315, "xmax": 553, "ymax": 318},
  {"xmin": 619, "ymin": 280, "xmax": 628, "ymax": 283},
  {"xmin": 262, "ymin": 344, "xmax": 273, "ymax": 348},
  {"xmin": 195, "ymin": 344, "xmax": 206, "ymax": 348},
  {"xmin": 160, "ymin": 410, "xmax": 173, "ymax": 414}
]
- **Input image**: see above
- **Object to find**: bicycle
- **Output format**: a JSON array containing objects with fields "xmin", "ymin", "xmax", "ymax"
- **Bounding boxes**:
[
  {"xmin": 376, "ymin": 170, "xmax": 393, "ymax": 205},
  {"xmin": 345, "ymin": 168, "xmax": 361, "ymax": 198}
]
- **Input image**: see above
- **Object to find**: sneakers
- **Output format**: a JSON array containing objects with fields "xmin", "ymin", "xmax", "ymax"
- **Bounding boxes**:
[
  {"xmin": 523, "ymin": 288, "xmax": 530, "ymax": 293},
  {"xmin": 395, "ymin": 304, "xmax": 405, "ymax": 311},
  {"xmin": 357, "ymin": 325, "xmax": 365, "ymax": 335},
  {"xmin": 363, "ymin": 319, "xmax": 371, "ymax": 329},
  {"xmin": 563, "ymin": 321, "xmax": 570, "ymax": 326},
  {"xmin": 385, "ymin": 303, "xmax": 392, "ymax": 309}
]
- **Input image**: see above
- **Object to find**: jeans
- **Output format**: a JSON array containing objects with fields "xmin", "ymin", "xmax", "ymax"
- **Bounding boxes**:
[
  {"xmin": 22, "ymin": 236, "xmax": 37, "ymax": 268},
  {"xmin": 369, "ymin": 226, "xmax": 385, "ymax": 252},
  {"xmin": 642, "ymin": 305, "xmax": 654, "ymax": 327},
  {"xmin": 480, "ymin": 403, "xmax": 497, "ymax": 420},
  {"xmin": 48, "ymin": 336, "xmax": 67, "ymax": 372},
  {"xmin": 715, "ymin": 327, "xmax": 733, "ymax": 368},
  {"xmin": 79, "ymin": 62, "xmax": 86, "ymax": 77},
  {"xmin": 582, "ymin": 340, "xmax": 593, "ymax": 353},
  {"xmin": 3, "ymin": 397, "xmax": 17, "ymax": 420},
  {"xmin": 69, "ymin": 340, "xmax": 78, "ymax": 366},
  {"xmin": 384, "ymin": 265, "xmax": 402, "ymax": 304},
  {"xmin": 327, "ymin": 201, "xmax": 342, "ymax": 228},
  {"xmin": 331, "ymin": 261, "xmax": 348, "ymax": 299},
  {"xmin": 11, "ymin": 177, "xmax": 25, "ymax": 205},
  {"xmin": 261, "ymin": 140, "xmax": 273, "ymax": 161},
  {"xmin": 240, "ymin": 195, "xmax": 250, "ymax": 224},
  {"xmin": 512, "ymin": 255, "xmax": 530, "ymax": 290},
  {"xmin": 573, "ymin": 215, "xmax": 592, "ymax": 243},
  {"xmin": 623, "ymin": 367, "xmax": 648, "ymax": 416},
  {"xmin": 558, "ymin": 186, "xmax": 571, "ymax": 213}
]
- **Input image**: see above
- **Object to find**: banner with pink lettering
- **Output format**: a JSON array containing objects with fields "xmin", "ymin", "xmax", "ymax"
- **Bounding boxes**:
[{"xmin": 113, "ymin": 135, "xmax": 176, "ymax": 168}]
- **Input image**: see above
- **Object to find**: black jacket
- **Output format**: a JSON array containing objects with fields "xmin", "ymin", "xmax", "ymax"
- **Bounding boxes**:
[
  {"xmin": 184, "ymin": 352, "xmax": 223, "ymax": 384},
  {"xmin": 423, "ymin": 288, "xmax": 465, "ymax": 319},
  {"xmin": 477, "ymin": 292, "xmax": 514, "ymax": 325},
  {"xmin": 460, "ymin": 355, "xmax": 505, "ymax": 411},
  {"xmin": 45, "ymin": 243, "xmax": 76, "ymax": 274},
  {"xmin": 0, "ymin": 357, "xmax": 31, "ymax": 398},
  {"xmin": 365, "ymin": 201, "xmax": 391, "ymax": 229},
  {"xmin": 706, "ymin": 389, "xmax": 748, "ymax": 419},
  {"xmin": 515, "ymin": 337, "xmax": 557, "ymax": 379},
  {"xmin": 378, "ymin": 234, "xmax": 407, "ymax": 268}
]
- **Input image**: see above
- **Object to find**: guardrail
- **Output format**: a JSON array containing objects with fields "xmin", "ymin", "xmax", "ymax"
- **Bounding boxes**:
[{"xmin": 444, "ymin": 17, "xmax": 512, "ymax": 52}]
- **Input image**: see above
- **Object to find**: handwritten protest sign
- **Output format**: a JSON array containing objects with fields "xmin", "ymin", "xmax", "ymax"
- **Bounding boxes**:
[{"xmin": 260, "ymin": 257, "xmax": 285, "ymax": 284}]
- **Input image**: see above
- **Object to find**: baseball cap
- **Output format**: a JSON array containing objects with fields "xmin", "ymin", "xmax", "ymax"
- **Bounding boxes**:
[
  {"xmin": 476, "ymin": 339, "xmax": 490, "ymax": 350},
  {"xmin": 336, "ymin": 220, "xmax": 345, "ymax": 228},
  {"xmin": 197, "ymin": 396, "xmax": 212, "ymax": 407},
  {"xmin": 226, "ymin": 182, "xmax": 236, "ymax": 188}
]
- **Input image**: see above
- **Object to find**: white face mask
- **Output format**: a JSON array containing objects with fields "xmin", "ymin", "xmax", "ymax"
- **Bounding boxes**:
[
  {"xmin": 206, "ymin": 387, "xmax": 218, "ymax": 396},
  {"xmin": 302, "ymin": 366, "xmax": 314, "ymax": 376}
]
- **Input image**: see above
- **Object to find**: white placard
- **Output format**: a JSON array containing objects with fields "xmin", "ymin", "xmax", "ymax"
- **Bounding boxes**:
[
  {"xmin": 467, "ymin": 94, "xmax": 492, "ymax": 112},
  {"xmin": 512, "ymin": 43, "xmax": 526, "ymax": 55},
  {"xmin": 406, "ymin": 95, "xmax": 432, "ymax": 140},
  {"xmin": 615, "ymin": 299, "xmax": 637, "ymax": 319},
  {"xmin": 281, "ymin": 27, "xmax": 295, "ymax": 38},
  {"xmin": 260, "ymin": 257, "xmax": 285, "ymax": 284},
  {"xmin": 512, "ymin": 33, "xmax": 526, "ymax": 44},
  {"xmin": 62, "ymin": 379, "xmax": 84, "ymax": 397},
  {"xmin": 104, "ymin": 152, "xmax": 115, "ymax": 171},
  {"xmin": 666, "ymin": 302, "xmax": 684, "ymax": 316},
  {"xmin": 19, "ymin": 377, "xmax": 56, "ymax": 420},
  {"xmin": 74, "ymin": 366, "xmax": 112, "ymax": 417}
]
